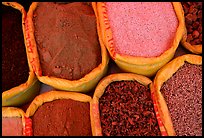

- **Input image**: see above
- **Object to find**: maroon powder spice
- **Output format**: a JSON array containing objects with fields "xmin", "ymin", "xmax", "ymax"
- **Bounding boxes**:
[
  {"xmin": 32, "ymin": 99, "xmax": 92, "ymax": 136},
  {"xmin": 2, "ymin": 5, "xmax": 29, "ymax": 92},
  {"xmin": 99, "ymin": 80, "xmax": 161, "ymax": 136},
  {"xmin": 33, "ymin": 2, "xmax": 101, "ymax": 80},
  {"xmin": 160, "ymin": 62, "xmax": 202, "ymax": 136}
]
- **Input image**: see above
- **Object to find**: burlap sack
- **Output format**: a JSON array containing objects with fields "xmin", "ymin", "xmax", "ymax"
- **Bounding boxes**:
[
  {"xmin": 2, "ymin": 2, "xmax": 40, "ymax": 107},
  {"xmin": 91, "ymin": 73, "xmax": 168, "ymax": 136},
  {"xmin": 93, "ymin": 2, "xmax": 185, "ymax": 77},
  {"xmin": 25, "ymin": 91, "xmax": 93, "ymax": 136},
  {"xmin": 151, "ymin": 54, "xmax": 202, "ymax": 136},
  {"xmin": 25, "ymin": 2, "xmax": 109, "ymax": 93},
  {"xmin": 2, "ymin": 107, "xmax": 32, "ymax": 136}
]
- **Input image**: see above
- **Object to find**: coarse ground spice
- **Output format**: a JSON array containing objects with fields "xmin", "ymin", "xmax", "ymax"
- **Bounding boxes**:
[
  {"xmin": 33, "ymin": 2, "xmax": 101, "ymax": 80},
  {"xmin": 181, "ymin": 2, "xmax": 202, "ymax": 45},
  {"xmin": 99, "ymin": 80, "xmax": 161, "ymax": 136},
  {"xmin": 32, "ymin": 99, "xmax": 92, "ymax": 136},
  {"xmin": 160, "ymin": 62, "xmax": 202, "ymax": 136},
  {"xmin": 2, "ymin": 5, "xmax": 29, "ymax": 92},
  {"xmin": 2, "ymin": 117, "xmax": 23, "ymax": 136},
  {"xmin": 105, "ymin": 2, "xmax": 178, "ymax": 57}
]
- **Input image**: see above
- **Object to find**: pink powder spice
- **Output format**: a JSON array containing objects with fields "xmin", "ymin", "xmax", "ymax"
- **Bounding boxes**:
[
  {"xmin": 106, "ymin": 2, "xmax": 178, "ymax": 57},
  {"xmin": 2, "ymin": 117, "xmax": 23, "ymax": 136}
]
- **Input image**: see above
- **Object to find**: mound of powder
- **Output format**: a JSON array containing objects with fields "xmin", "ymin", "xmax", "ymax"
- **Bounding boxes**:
[
  {"xmin": 32, "ymin": 99, "xmax": 92, "ymax": 136},
  {"xmin": 106, "ymin": 2, "xmax": 178, "ymax": 57},
  {"xmin": 2, "ymin": 117, "xmax": 23, "ymax": 136},
  {"xmin": 34, "ymin": 2, "xmax": 101, "ymax": 80}
]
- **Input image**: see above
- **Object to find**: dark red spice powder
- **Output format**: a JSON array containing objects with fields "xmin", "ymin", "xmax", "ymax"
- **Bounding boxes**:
[{"xmin": 2, "ymin": 5, "xmax": 29, "ymax": 92}]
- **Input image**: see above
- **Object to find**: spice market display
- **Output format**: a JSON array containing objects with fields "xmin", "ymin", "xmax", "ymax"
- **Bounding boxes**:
[
  {"xmin": 2, "ymin": 2, "xmax": 202, "ymax": 136},
  {"xmin": 95, "ymin": 2, "xmax": 185, "ymax": 77}
]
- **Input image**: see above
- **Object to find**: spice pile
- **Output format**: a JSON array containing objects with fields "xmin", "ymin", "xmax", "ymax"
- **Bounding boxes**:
[
  {"xmin": 181, "ymin": 2, "xmax": 202, "ymax": 45},
  {"xmin": 160, "ymin": 62, "xmax": 202, "ymax": 136},
  {"xmin": 2, "ymin": 5, "xmax": 29, "ymax": 92},
  {"xmin": 99, "ymin": 80, "xmax": 161, "ymax": 136},
  {"xmin": 105, "ymin": 2, "xmax": 178, "ymax": 57},
  {"xmin": 33, "ymin": 2, "xmax": 101, "ymax": 80},
  {"xmin": 32, "ymin": 99, "xmax": 92, "ymax": 136}
]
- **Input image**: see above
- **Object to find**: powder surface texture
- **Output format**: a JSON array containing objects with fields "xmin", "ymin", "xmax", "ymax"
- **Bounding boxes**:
[
  {"xmin": 106, "ymin": 2, "xmax": 178, "ymax": 57},
  {"xmin": 2, "ymin": 117, "xmax": 23, "ymax": 136},
  {"xmin": 32, "ymin": 99, "xmax": 92, "ymax": 136},
  {"xmin": 34, "ymin": 2, "xmax": 101, "ymax": 80},
  {"xmin": 160, "ymin": 62, "xmax": 202, "ymax": 136}
]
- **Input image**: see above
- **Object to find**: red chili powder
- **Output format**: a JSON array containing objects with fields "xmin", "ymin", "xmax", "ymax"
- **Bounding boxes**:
[
  {"xmin": 106, "ymin": 2, "xmax": 178, "ymax": 57},
  {"xmin": 32, "ymin": 99, "xmax": 92, "ymax": 136}
]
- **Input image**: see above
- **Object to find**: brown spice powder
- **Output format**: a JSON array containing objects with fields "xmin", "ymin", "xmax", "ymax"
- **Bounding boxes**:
[
  {"xmin": 32, "ymin": 99, "xmax": 92, "ymax": 136},
  {"xmin": 33, "ymin": 2, "xmax": 101, "ymax": 80}
]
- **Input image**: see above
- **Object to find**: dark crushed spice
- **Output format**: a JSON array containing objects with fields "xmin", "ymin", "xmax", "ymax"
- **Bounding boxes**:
[
  {"xmin": 99, "ymin": 80, "xmax": 161, "ymax": 136},
  {"xmin": 181, "ymin": 2, "xmax": 202, "ymax": 45},
  {"xmin": 2, "ymin": 5, "xmax": 29, "ymax": 92},
  {"xmin": 160, "ymin": 62, "xmax": 202, "ymax": 136}
]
